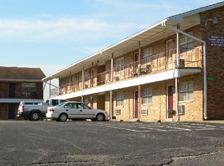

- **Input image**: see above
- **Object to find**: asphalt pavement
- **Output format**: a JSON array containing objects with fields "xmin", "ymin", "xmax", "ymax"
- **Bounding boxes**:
[{"xmin": 0, "ymin": 120, "xmax": 224, "ymax": 166}]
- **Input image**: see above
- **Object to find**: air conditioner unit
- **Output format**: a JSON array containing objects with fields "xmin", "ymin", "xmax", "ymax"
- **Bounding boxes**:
[
  {"xmin": 178, "ymin": 105, "xmax": 185, "ymax": 115},
  {"xmin": 141, "ymin": 109, "xmax": 148, "ymax": 116},
  {"xmin": 115, "ymin": 109, "xmax": 121, "ymax": 115},
  {"xmin": 175, "ymin": 59, "xmax": 185, "ymax": 67}
]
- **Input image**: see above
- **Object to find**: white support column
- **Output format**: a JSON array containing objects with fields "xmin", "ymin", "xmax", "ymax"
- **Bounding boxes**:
[
  {"xmin": 109, "ymin": 54, "xmax": 114, "ymax": 119},
  {"xmin": 111, "ymin": 54, "xmax": 114, "ymax": 82},
  {"xmin": 49, "ymin": 80, "xmax": 51, "ymax": 99},
  {"xmin": 175, "ymin": 31, "xmax": 179, "ymax": 122}
]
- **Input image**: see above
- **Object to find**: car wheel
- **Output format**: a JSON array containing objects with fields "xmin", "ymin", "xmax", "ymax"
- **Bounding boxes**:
[
  {"xmin": 30, "ymin": 112, "xmax": 40, "ymax": 121},
  {"xmin": 59, "ymin": 113, "xmax": 68, "ymax": 122},
  {"xmin": 96, "ymin": 113, "xmax": 105, "ymax": 121}
]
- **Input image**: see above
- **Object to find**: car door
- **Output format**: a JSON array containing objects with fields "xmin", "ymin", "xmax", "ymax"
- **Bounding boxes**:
[
  {"xmin": 76, "ymin": 103, "xmax": 94, "ymax": 118},
  {"xmin": 63, "ymin": 103, "xmax": 79, "ymax": 118}
]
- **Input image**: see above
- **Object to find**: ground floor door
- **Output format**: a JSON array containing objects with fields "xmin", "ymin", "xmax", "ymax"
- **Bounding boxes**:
[
  {"xmin": 167, "ymin": 85, "xmax": 174, "ymax": 118},
  {"xmin": 134, "ymin": 91, "xmax": 139, "ymax": 118},
  {"xmin": 112, "ymin": 97, "xmax": 114, "ymax": 117},
  {"xmin": 8, "ymin": 104, "xmax": 16, "ymax": 119}
]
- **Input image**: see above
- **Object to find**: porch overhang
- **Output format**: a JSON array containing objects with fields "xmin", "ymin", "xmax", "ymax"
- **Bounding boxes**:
[{"xmin": 52, "ymin": 68, "xmax": 201, "ymax": 99}]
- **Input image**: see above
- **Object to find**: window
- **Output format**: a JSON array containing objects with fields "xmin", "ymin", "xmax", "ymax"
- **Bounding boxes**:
[
  {"xmin": 142, "ymin": 47, "xmax": 152, "ymax": 64},
  {"xmin": 116, "ymin": 92, "xmax": 124, "ymax": 106},
  {"xmin": 72, "ymin": 75, "xmax": 76, "ymax": 82},
  {"xmin": 180, "ymin": 31, "xmax": 193, "ymax": 53},
  {"xmin": 179, "ymin": 81, "xmax": 193, "ymax": 101},
  {"xmin": 61, "ymin": 79, "xmax": 67, "ymax": 85},
  {"xmin": 142, "ymin": 88, "xmax": 152, "ymax": 104},
  {"xmin": 22, "ymin": 83, "xmax": 36, "ymax": 92},
  {"xmin": 116, "ymin": 58, "xmax": 124, "ymax": 72},
  {"xmin": 51, "ymin": 99, "xmax": 59, "ymax": 106}
]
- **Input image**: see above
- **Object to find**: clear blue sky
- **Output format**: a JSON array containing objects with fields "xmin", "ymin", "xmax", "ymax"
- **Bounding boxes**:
[{"xmin": 0, "ymin": 0, "xmax": 223, "ymax": 100}]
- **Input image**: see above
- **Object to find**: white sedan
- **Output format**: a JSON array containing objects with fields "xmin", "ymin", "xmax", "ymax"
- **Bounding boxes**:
[{"xmin": 46, "ymin": 101, "xmax": 109, "ymax": 122}]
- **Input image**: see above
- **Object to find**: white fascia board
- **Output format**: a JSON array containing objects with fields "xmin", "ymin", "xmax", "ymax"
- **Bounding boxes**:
[
  {"xmin": 111, "ymin": 70, "xmax": 175, "ymax": 90},
  {"xmin": 52, "ymin": 68, "xmax": 201, "ymax": 100},
  {"xmin": 82, "ymin": 84, "xmax": 111, "ymax": 96}
]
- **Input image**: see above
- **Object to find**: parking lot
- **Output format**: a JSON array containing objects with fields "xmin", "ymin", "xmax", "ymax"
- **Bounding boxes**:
[{"xmin": 0, "ymin": 120, "xmax": 224, "ymax": 166}]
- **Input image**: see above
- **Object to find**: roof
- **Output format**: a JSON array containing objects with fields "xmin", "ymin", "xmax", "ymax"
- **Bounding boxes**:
[
  {"xmin": 0, "ymin": 66, "xmax": 46, "ymax": 81},
  {"xmin": 42, "ymin": 1, "xmax": 224, "ymax": 82}
]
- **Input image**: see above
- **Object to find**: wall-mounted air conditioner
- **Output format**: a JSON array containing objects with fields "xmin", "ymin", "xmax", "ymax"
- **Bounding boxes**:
[
  {"xmin": 178, "ymin": 105, "xmax": 185, "ymax": 115},
  {"xmin": 115, "ymin": 109, "xmax": 121, "ymax": 115},
  {"xmin": 141, "ymin": 109, "xmax": 148, "ymax": 116}
]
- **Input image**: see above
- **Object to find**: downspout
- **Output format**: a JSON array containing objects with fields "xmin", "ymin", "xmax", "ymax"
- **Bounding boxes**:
[
  {"xmin": 163, "ymin": 23, "xmax": 207, "ymax": 119},
  {"xmin": 110, "ymin": 54, "xmax": 114, "ymax": 120}
]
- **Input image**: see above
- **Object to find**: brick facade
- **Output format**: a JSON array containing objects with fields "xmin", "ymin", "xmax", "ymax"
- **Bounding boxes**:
[
  {"xmin": 200, "ymin": 7, "xmax": 224, "ymax": 119},
  {"xmin": 53, "ymin": 3, "xmax": 224, "ymax": 122},
  {"xmin": 0, "ymin": 67, "xmax": 45, "ymax": 120}
]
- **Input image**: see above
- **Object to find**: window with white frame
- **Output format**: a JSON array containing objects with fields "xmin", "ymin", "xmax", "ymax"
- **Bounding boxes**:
[
  {"xmin": 142, "ymin": 87, "xmax": 152, "ymax": 104},
  {"xmin": 179, "ymin": 81, "xmax": 193, "ymax": 101},
  {"xmin": 142, "ymin": 47, "xmax": 152, "ymax": 64},
  {"xmin": 116, "ymin": 58, "xmax": 124, "ymax": 72},
  {"xmin": 22, "ymin": 83, "xmax": 36, "ymax": 92},
  {"xmin": 180, "ymin": 31, "xmax": 193, "ymax": 53},
  {"xmin": 116, "ymin": 92, "xmax": 124, "ymax": 106}
]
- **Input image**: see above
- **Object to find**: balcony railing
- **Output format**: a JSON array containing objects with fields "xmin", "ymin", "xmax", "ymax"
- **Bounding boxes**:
[
  {"xmin": 0, "ymin": 90, "xmax": 40, "ymax": 99},
  {"xmin": 51, "ymin": 47, "xmax": 202, "ymax": 96}
]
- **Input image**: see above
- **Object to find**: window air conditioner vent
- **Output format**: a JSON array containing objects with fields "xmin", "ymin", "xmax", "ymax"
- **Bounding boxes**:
[
  {"xmin": 115, "ymin": 109, "xmax": 121, "ymax": 115},
  {"xmin": 178, "ymin": 105, "xmax": 185, "ymax": 115},
  {"xmin": 141, "ymin": 109, "xmax": 148, "ymax": 116}
]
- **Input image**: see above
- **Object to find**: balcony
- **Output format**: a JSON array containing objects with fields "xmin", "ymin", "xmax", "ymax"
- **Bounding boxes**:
[
  {"xmin": 0, "ymin": 91, "xmax": 40, "ymax": 99},
  {"xmin": 51, "ymin": 47, "xmax": 202, "ymax": 97}
]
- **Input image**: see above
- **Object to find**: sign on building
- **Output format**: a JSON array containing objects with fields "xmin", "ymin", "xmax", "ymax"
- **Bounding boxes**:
[{"xmin": 208, "ymin": 35, "xmax": 224, "ymax": 47}]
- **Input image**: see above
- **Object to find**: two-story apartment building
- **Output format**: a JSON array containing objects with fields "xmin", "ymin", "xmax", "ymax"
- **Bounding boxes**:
[
  {"xmin": 0, "ymin": 66, "xmax": 45, "ymax": 120},
  {"xmin": 43, "ymin": 2, "xmax": 224, "ymax": 122}
]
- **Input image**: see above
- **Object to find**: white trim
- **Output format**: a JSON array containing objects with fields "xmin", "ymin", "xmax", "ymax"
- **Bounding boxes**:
[{"xmin": 51, "ymin": 68, "xmax": 201, "ymax": 100}]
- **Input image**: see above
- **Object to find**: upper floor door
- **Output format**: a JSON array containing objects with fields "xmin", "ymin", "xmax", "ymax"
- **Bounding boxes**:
[
  {"xmin": 166, "ymin": 39, "xmax": 175, "ymax": 70},
  {"xmin": 9, "ymin": 83, "xmax": 16, "ymax": 98}
]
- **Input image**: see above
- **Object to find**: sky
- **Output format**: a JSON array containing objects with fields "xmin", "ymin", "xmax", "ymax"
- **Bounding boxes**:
[{"xmin": 0, "ymin": 0, "xmax": 223, "ymax": 100}]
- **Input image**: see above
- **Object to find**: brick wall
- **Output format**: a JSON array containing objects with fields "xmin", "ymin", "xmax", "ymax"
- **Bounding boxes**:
[
  {"xmin": 103, "ymin": 73, "xmax": 203, "ymax": 122},
  {"xmin": 201, "ymin": 7, "xmax": 224, "ymax": 119},
  {"xmin": 0, "ymin": 104, "xmax": 8, "ymax": 120}
]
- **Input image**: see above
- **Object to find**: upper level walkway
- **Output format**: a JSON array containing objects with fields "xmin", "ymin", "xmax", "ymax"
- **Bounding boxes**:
[{"xmin": 50, "ymin": 47, "xmax": 202, "ymax": 98}]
